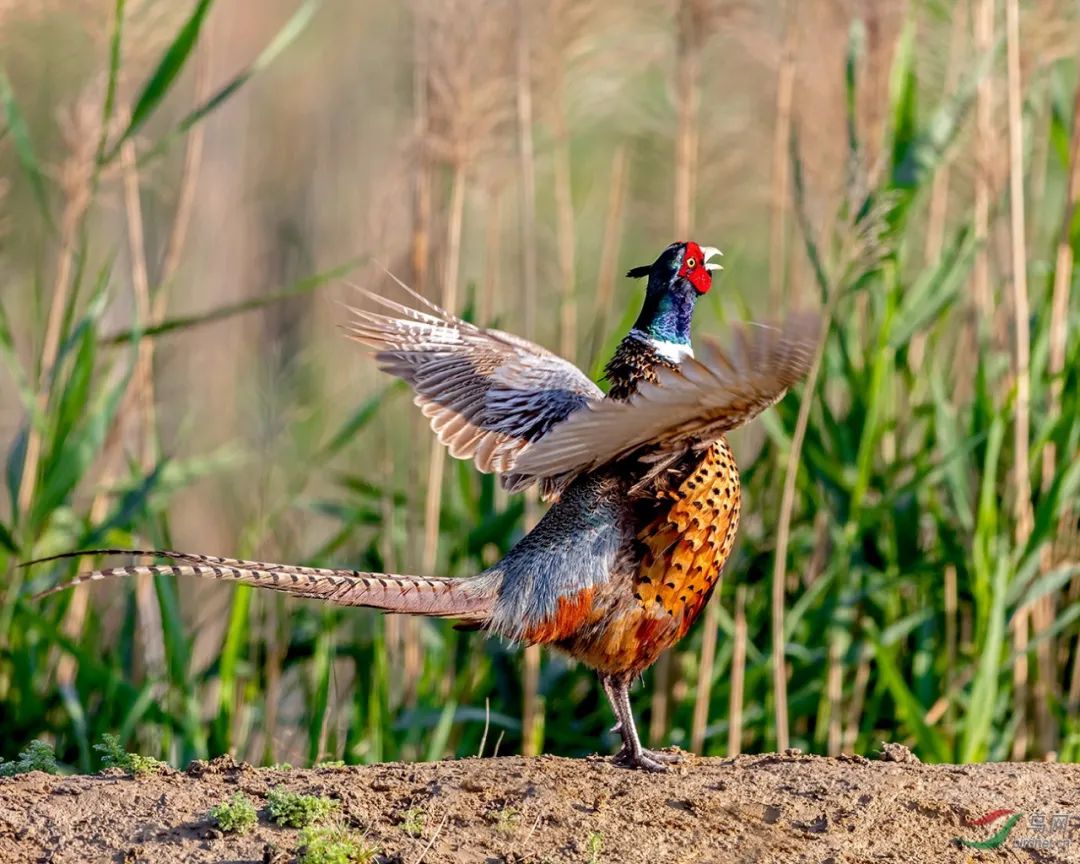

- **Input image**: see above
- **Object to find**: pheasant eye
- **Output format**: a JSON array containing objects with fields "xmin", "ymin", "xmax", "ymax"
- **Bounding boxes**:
[{"xmin": 685, "ymin": 257, "xmax": 696, "ymax": 269}]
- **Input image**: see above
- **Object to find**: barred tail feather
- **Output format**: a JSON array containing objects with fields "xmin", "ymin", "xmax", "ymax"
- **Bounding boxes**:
[{"xmin": 29, "ymin": 549, "xmax": 495, "ymax": 622}]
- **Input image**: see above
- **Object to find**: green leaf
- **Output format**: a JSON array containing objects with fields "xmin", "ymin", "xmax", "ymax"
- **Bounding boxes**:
[
  {"xmin": 887, "ymin": 19, "xmax": 917, "ymax": 188},
  {"xmin": 48, "ymin": 312, "xmax": 98, "ymax": 468},
  {"xmin": 790, "ymin": 129, "xmax": 830, "ymax": 300},
  {"xmin": 1022, "ymin": 454, "xmax": 1080, "ymax": 566},
  {"xmin": 95, "ymin": 0, "xmax": 126, "ymax": 167},
  {"xmin": 0, "ymin": 68, "xmax": 53, "ymax": 231},
  {"xmin": 0, "ymin": 298, "xmax": 42, "ymax": 424},
  {"xmin": 30, "ymin": 344, "xmax": 136, "ymax": 530},
  {"xmin": 319, "ymin": 387, "xmax": 394, "ymax": 460},
  {"xmin": 890, "ymin": 30, "xmax": 999, "ymax": 200},
  {"xmin": 844, "ymin": 19, "xmax": 865, "ymax": 159},
  {"xmin": 889, "ymin": 226, "xmax": 976, "ymax": 348},
  {"xmin": 961, "ymin": 555, "xmax": 1008, "ymax": 762},
  {"xmin": 308, "ymin": 611, "xmax": 334, "ymax": 763},
  {"xmin": 930, "ymin": 369, "xmax": 973, "ymax": 530},
  {"xmin": 424, "ymin": 699, "xmax": 458, "ymax": 762},
  {"xmin": 868, "ymin": 625, "xmax": 950, "ymax": 762},
  {"xmin": 103, "ymin": 256, "xmax": 364, "ymax": 344},
  {"xmin": 0, "ymin": 520, "xmax": 16, "ymax": 554},
  {"xmin": 104, "ymin": 0, "xmax": 215, "ymax": 163},
  {"xmin": 137, "ymin": 0, "xmax": 321, "ymax": 165},
  {"xmin": 1007, "ymin": 564, "xmax": 1080, "ymax": 613},
  {"xmin": 212, "ymin": 584, "xmax": 252, "ymax": 753}
]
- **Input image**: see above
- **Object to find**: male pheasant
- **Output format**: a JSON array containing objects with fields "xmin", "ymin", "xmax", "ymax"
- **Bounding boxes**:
[{"xmin": 34, "ymin": 241, "xmax": 818, "ymax": 771}]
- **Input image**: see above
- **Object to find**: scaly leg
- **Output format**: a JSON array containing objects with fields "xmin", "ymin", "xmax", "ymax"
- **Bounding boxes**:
[
  {"xmin": 601, "ymin": 674, "xmax": 623, "ymax": 735},
  {"xmin": 600, "ymin": 673, "xmax": 683, "ymax": 772}
]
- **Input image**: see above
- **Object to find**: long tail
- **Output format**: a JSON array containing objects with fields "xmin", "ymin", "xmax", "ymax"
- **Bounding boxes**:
[{"xmin": 27, "ymin": 549, "xmax": 495, "ymax": 622}]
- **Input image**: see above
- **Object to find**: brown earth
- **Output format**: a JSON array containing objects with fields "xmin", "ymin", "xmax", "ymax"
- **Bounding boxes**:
[{"xmin": 1, "ymin": 747, "xmax": 1078, "ymax": 864}]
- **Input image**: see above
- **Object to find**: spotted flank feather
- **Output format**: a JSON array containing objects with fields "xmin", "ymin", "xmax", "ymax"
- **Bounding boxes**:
[{"xmin": 30, "ymin": 549, "xmax": 495, "ymax": 621}]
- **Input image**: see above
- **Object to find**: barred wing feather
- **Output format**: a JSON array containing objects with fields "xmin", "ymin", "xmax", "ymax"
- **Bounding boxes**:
[
  {"xmin": 511, "ymin": 311, "xmax": 820, "ymax": 484},
  {"xmin": 346, "ymin": 285, "xmax": 601, "ymax": 491}
]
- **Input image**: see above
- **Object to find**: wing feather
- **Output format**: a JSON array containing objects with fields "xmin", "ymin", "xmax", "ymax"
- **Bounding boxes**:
[
  {"xmin": 346, "ymin": 283, "xmax": 601, "ymax": 494},
  {"xmin": 511, "ymin": 311, "xmax": 820, "ymax": 484}
]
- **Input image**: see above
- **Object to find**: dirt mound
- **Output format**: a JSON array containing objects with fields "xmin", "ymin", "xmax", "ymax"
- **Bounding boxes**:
[{"xmin": 1, "ymin": 749, "xmax": 1077, "ymax": 863}]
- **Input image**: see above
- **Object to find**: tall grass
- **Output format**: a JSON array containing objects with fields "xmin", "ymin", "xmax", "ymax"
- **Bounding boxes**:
[{"xmin": 0, "ymin": 0, "xmax": 1078, "ymax": 772}]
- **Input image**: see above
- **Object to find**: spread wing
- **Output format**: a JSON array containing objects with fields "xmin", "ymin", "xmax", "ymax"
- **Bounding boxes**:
[
  {"xmin": 345, "ymin": 282, "xmax": 602, "ymax": 491},
  {"xmin": 510, "ymin": 311, "xmax": 820, "ymax": 486}
]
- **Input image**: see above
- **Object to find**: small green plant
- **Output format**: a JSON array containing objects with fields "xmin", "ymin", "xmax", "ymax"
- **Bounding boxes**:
[
  {"xmin": 266, "ymin": 762, "xmax": 294, "ymax": 771},
  {"xmin": 93, "ymin": 734, "xmax": 166, "ymax": 776},
  {"xmin": 586, "ymin": 831, "xmax": 603, "ymax": 864},
  {"xmin": 267, "ymin": 787, "xmax": 338, "ymax": 828},
  {"xmin": 400, "ymin": 807, "xmax": 425, "ymax": 837},
  {"xmin": 208, "ymin": 793, "xmax": 258, "ymax": 834},
  {"xmin": 298, "ymin": 824, "xmax": 378, "ymax": 864},
  {"xmin": 313, "ymin": 759, "xmax": 346, "ymax": 769},
  {"xmin": 0, "ymin": 740, "xmax": 60, "ymax": 776},
  {"xmin": 489, "ymin": 806, "xmax": 520, "ymax": 837}
]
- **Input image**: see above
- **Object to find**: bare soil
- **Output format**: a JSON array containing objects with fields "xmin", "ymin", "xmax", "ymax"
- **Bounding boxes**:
[{"xmin": 1, "ymin": 747, "xmax": 1077, "ymax": 863}]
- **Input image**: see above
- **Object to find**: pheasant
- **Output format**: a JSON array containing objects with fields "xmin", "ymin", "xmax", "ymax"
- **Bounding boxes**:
[{"xmin": 34, "ymin": 241, "xmax": 818, "ymax": 772}]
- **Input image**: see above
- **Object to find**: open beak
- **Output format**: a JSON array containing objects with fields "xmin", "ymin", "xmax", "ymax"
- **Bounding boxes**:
[{"xmin": 701, "ymin": 246, "xmax": 723, "ymax": 271}]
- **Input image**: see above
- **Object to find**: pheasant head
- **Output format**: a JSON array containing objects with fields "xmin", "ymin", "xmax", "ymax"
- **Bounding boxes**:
[{"xmin": 625, "ymin": 241, "xmax": 722, "ymax": 362}]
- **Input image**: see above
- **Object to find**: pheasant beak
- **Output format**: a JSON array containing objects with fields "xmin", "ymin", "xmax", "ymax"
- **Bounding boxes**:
[{"xmin": 701, "ymin": 246, "xmax": 724, "ymax": 272}]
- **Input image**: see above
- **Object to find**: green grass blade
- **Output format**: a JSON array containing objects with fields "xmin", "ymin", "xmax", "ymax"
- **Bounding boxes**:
[
  {"xmin": 319, "ymin": 388, "xmax": 394, "ymax": 460},
  {"xmin": 889, "ymin": 227, "xmax": 976, "ymax": 348},
  {"xmin": 844, "ymin": 19, "xmax": 864, "ymax": 159},
  {"xmin": 30, "ymin": 346, "xmax": 136, "ymax": 530},
  {"xmin": 212, "ymin": 584, "xmax": 252, "ymax": 754},
  {"xmin": 887, "ymin": 18, "xmax": 917, "ymax": 189},
  {"xmin": 137, "ymin": 0, "xmax": 321, "ymax": 165},
  {"xmin": 961, "ymin": 555, "xmax": 1009, "ymax": 763},
  {"xmin": 869, "ymin": 629, "xmax": 950, "ymax": 762},
  {"xmin": 1007, "ymin": 564, "xmax": 1080, "ymax": 612},
  {"xmin": 790, "ymin": 129, "xmax": 830, "ymax": 299},
  {"xmin": 103, "ymin": 257, "xmax": 364, "ymax": 344},
  {"xmin": 95, "ymin": 0, "xmax": 126, "ymax": 168},
  {"xmin": 0, "ymin": 68, "xmax": 54, "ymax": 232},
  {"xmin": 308, "ymin": 611, "xmax": 334, "ymax": 763},
  {"xmin": 0, "ymin": 521, "xmax": 15, "ymax": 554},
  {"xmin": 0, "ymin": 298, "xmax": 42, "ymax": 424},
  {"xmin": 103, "ymin": 0, "xmax": 215, "ymax": 163},
  {"xmin": 424, "ymin": 699, "xmax": 458, "ymax": 762}
]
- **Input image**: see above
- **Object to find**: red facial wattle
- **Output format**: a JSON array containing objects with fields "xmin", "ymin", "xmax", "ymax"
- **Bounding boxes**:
[{"xmin": 678, "ymin": 241, "xmax": 712, "ymax": 294}]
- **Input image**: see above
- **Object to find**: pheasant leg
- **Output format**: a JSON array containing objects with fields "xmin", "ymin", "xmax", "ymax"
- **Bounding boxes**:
[{"xmin": 601, "ymin": 673, "xmax": 683, "ymax": 772}]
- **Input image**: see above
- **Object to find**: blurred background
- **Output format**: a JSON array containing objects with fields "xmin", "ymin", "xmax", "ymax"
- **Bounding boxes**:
[{"xmin": 0, "ymin": 0, "xmax": 1078, "ymax": 772}]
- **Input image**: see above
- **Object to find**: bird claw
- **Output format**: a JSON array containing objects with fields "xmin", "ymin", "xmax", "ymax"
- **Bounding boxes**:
[{"xmin": 612, "ymin": 745, "xmax": 683, "ymax": 772}]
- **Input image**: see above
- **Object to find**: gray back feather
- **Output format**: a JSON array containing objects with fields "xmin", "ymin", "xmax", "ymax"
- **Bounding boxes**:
[{"xmin": 481, "ymin": 473, "xmax": 633, "ymax": 642}]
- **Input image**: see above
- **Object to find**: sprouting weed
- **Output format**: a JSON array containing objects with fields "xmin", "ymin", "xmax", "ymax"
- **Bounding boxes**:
[
  {"xmin": 489, "ymin": 806, "xmax": 521, "ymax": 837},
  {"xmin": 0, "ymin": 740, "xmax": 60, "ymax": 776},
  {"xmin": 586, "ymin": 831, "xmax": 603, "ymax": 864},
  {"xmin": 266, "ymin": 787, "xmax": 338, "ymax": 828},
  {"xmin": 400, "ymin": 807, "xmax": 426, "ymax": 837},
  {"xmin": 93, "ymin": 733, "xmax": 166, "ymax": 776},
  {"xmin": 298, "ymin": 823, "xmax": 378, "ymax": 864},
  {"xmin": 208, "ymin": 793, "xmax": 258, "ymax": 834}
]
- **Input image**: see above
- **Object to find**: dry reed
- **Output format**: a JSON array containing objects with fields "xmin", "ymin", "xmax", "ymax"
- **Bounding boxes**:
[{"xmin": 1005, "ymin": 0, "xmax": 1033, "ymax": 760}]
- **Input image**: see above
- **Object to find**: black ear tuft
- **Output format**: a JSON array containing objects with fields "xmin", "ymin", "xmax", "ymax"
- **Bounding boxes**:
[{"xmin": 625, "ymin": 265, "xmax": 651, "ymax": 279}]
